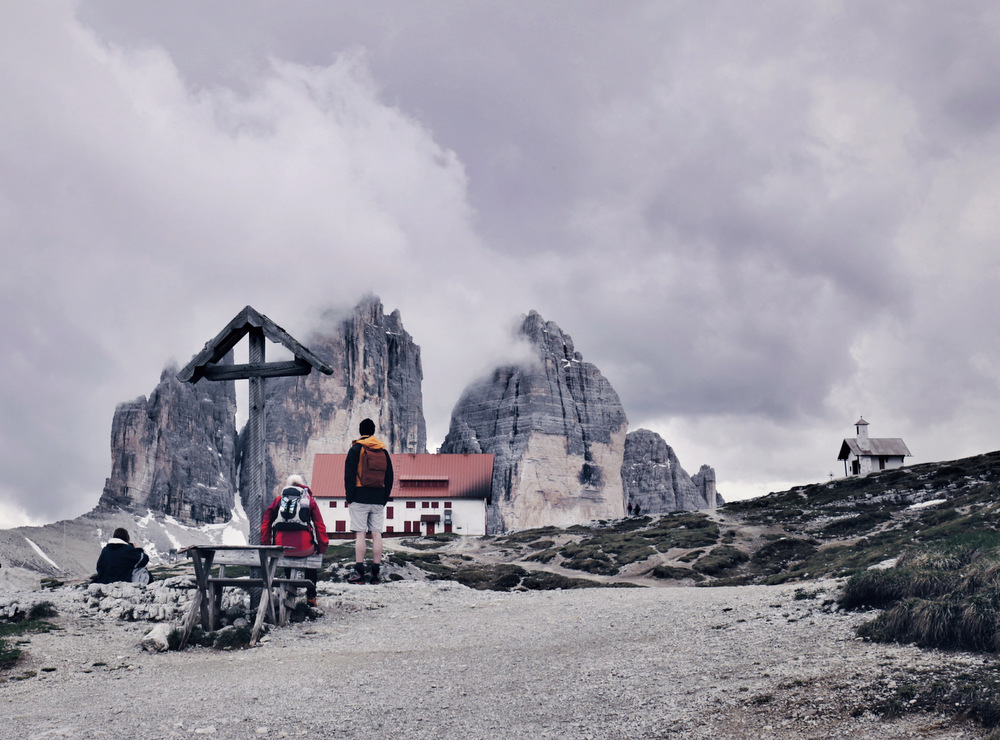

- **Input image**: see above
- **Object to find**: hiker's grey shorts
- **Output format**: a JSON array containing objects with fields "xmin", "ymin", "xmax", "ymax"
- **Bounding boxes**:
[{"xmin": 349, "ymin": 502, "xmax": 385, "ymax": 533}]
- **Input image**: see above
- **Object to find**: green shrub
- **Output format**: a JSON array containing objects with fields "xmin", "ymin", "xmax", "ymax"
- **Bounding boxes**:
[
  {"xmin": 820, "ymin": 511, "xmax": 893, "ymax": 538},
  {"xmin": 840, "ymin": 568, "xmax": 963, "ymax": 611},
  {"xmin": 615, "ymin": 516, "xmax": 653, "ymax": 532},
  {"xmin": 0, "ymin": 639, "xmax": 20, "ymax": 669},
  {"xmin": 451, "ymin": 565, "xmax": 526, "ymax": 591},
  {"xmin": 213, "ymin": 625, "xmax": 253, "ymax": 650},
  {"xmin": 693, "ymin": 546, "xmax": 749, "ymax": 576},
  {"xmin": 564, "ymin": 557, "xmax": 618, "ymax": 576},
  {"xmin": 648, "ymin": 565, "xmax": 704, "ymax": 582},
  {"xmin": 500, "ymin": 527, "xmax": 563, "ymax": 544},
  {"xmin": 167, "ymin": 628, "xmax": 184, "ymax": 651},
  {"xmin": 0, "ymin": 609, "xmax": 59, "ymax": 670},
  {"xmin": 526, "ymin": 539, "xmax": 555, "ymax": 551},
  {"xmin": 27, "ymin": 602, "xmax": 57, "ymax": 620},
  {"xmin": 524, "ymin": 548, "xmax": 557, "ymax": 564},
  {"xmin": 846, "ymin": 547, "xmax": 1000, "ymax": 654},
  {"xmin": 751, "ymin": 538, "xmax": 817, "ymax": 569},
  {"xmin": 388, "ymin": 550, "xmax": 454, "ymax": 577},
  {"xmin": 859, "ymin": 597, "xmax": 962, "ymax": 651},
  {"xmin": 560, "ymin": 541, "xmax": 619, "ymax": 574},
  {"xmin": 401, "ymin": 537, "xmax": 455, "ymax": 550},
  {"xmin": 520, "ymin": 571, "xmax": 601, "ymax": 590},
  {"xmin": 643, "ymin": 514, "xmax": 720, "ymax": 550}
]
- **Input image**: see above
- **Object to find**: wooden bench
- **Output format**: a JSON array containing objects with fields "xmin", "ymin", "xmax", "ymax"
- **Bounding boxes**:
[
  {"xmin": 179, "ymin": 546, "xmax": 322, "ymax": 648},
  {"xmin": 213, "ymin": 550, "xmax": 323, "ymax": 626}
]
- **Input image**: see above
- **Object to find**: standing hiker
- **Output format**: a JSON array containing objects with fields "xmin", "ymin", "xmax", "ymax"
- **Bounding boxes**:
[
  {"xmin": 95, "ymin": 528, "xmax": 151, "ymax": 584},
  {"xmin": 261, "ymin": 474, "xmax": 329, "ymax": 607},
  {"xmin": 344, "ymin": 418, "xmax": 394, "ymax": 584}
]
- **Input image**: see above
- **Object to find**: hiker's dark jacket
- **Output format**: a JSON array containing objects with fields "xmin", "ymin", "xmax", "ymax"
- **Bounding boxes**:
[
  {"xmin": 95, "ymin": 539, "xmax": 149, "ymax": 584},
  {"xmin": 344, "ymin": 435, "xmax": 394, "ymax": 505}
]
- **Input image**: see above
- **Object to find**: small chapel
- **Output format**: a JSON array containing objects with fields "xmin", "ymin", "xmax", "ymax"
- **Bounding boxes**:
[{"xmin": 837, "ymin": 417, "xmax": 912, "ymax": 477}]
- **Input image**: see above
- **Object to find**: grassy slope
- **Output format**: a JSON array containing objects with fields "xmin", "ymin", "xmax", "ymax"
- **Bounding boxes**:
[{"xmin": 379, "ymin": 450, "xmax": 1000, "ymax": 591}]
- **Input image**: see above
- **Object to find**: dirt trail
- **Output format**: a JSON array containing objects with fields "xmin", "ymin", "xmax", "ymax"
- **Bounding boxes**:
[{"xmin": 2, "ymin": 579, "xmax": 986, "ymax": 740}]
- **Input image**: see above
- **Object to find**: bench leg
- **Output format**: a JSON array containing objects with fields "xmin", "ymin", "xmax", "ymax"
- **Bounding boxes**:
[
  {"xmin": 250, "ymin": 585, "xmax": 270, "ymax": 646},
  {"xmin": 210, "ymin": 583, "xmax": 224, "ymax": 631},
  {"xmin": 179, "ymin": 588, "xmax": 203, "ymax": 649},
  {"xmin": 278, "ymin": 583, "xmax": 291, "ymax": 626}
]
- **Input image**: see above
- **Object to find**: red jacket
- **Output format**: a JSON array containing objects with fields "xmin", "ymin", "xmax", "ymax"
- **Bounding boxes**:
[{"xmin": 261, "ymin": 486, "xmax": 329, "ymax": 557}]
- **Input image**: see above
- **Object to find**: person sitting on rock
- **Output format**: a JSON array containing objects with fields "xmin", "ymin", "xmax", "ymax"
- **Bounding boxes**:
[{"xmin": 95, "ymin": 528, "xmax": 151, "ymax": 584}]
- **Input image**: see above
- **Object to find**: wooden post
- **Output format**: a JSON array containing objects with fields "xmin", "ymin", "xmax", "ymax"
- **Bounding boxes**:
[
  {"xmin": 246, "ymin": 328, "xmax": 266, "ymax": 612},
  {"xmin": 246, "ymin": 327, "xmax": 266, "ymax": 543}
]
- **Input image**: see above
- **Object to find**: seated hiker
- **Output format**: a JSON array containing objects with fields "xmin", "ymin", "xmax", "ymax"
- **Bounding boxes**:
[
  {"xmin": 261, "ymin": 474, "xmax": 329, "ymax": 607},
  {"xmin": 95, "ymin": 528, "xmax": 151, "ymax": 584}
]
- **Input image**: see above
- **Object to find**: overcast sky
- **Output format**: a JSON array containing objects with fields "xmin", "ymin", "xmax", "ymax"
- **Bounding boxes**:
[{"xmin": 3, "ymin": 1, "xmax": 999, "ymax": 529}]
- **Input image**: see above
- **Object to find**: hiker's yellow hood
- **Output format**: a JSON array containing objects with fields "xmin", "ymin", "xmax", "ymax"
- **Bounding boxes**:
[{"xmin": 353, "ymin": 435, "xmax": 387, "ymax": 451}]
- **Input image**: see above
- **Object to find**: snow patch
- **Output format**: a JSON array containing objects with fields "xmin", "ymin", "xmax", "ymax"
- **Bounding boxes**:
[
  {"xmin": 23, "ymin": 536, "xmax": 61, "ymax": 571},
  {"xmin": 161, "ymin": 527, "xmax": 183, "ymax": 551},
  {"xmin": 908, "ymin": 498, "xmax": 947, "ymax": 510},
  {"xmin": 137, "ymin": 510, "xmax": 156, "ymax": 527}
]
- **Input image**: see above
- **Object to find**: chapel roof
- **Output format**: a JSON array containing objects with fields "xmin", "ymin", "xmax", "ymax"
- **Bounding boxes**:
[{"xmin": 838, "ymin": 437, "xmax": 912, "ymax": 460}]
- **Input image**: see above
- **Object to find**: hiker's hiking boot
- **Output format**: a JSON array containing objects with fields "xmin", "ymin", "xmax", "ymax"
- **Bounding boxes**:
[
  {"xmin": 347, "ymin": 564, "xmax": 366, "ymax": 585},
  {"xmin": 369, "ymin": 564, "xmax": 381, "ymax": 585}
]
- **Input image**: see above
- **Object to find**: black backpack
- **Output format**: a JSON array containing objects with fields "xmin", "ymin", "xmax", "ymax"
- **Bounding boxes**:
[{"xmin": 272, "ymin": 486, "xmax": 312, "ymax": 531}]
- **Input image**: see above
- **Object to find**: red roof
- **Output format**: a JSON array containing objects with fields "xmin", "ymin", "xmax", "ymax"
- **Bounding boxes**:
[{"xmin": 312, "ymin": 453, "xmax": 494, "ymax": 502}]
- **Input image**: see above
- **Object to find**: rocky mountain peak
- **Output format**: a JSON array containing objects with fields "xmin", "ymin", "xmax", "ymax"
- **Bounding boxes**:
[
  {"xmin": 622, "ymin": 429, "xmax": 719, "ymax": 514},
  {"xmin": 442, "ymin": 310, "xmax": 628, "ymax": 532},
  {"xmin": 520, "ymin": 310, "xmax": 582, "ymax": 362},
  {"xmin": 251, "ymin": 296, "xmax": 426, "ymax": 498},
  {"xmin": 96, "ymin": 360, "xmax": 238, "ymax": 526}
]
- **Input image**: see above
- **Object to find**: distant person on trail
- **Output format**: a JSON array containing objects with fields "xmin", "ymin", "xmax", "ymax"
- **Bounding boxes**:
[
  {"xmin": 95, "ymin": 528, "xmax": 151, "ymax": 584},
  {"xmin": 261, "ymin": 474, "xmax": 329, "ymax": 607},
  {"xmin": 345, "ymin": 418, "xmax": 394, "ymax": 584}
]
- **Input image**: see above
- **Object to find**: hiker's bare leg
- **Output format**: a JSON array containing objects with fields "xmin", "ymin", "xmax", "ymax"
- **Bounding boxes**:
[
  {"xmin": 354, "ymin": 530, "xmax": 366, "ymax": 562},
  {"xmin": 372, "ymin": 531, "xmax": 383, "ymax": 564}
]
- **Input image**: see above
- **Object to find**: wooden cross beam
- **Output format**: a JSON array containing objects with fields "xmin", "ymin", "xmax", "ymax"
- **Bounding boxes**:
[{"xmin": 177, "ymin": 306, "xmax": 333, "ymax": 545}]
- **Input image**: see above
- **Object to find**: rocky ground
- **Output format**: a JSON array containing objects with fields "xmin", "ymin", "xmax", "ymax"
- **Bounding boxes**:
[{"xmin": 0, "ymin": 577, "xmax": 992, "ymax": 740}]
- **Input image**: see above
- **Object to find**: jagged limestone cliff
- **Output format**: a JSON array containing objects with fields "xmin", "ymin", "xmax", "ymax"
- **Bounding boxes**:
[
  {"xmin": 99, "ymin": 297, "xmax": 424, "ymax": 526},
  {"xmin": 253, "ymin": 296, "xmax": 427, "ymax": 498},
  {"xmin": 441, "ymin": 311, "xmax": 628, "ymax": 533},
  {"xmin": 97, "ymin": 298, "xmax": 714, "ymax": 534},
  {"xmin": 692, "ymin": 465, "xmax": 722, "ymax": 509},
  {"xmin": 622, "ymin": 429, "xmax": 719, "ymax": 514},
  {"xmin": 97, "ymin": 363, "xmax": 238, "ymax": 525}
]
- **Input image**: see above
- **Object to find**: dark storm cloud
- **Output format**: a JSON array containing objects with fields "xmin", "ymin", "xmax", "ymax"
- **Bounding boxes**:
[{"xmin": 2, "ymin": 1, "xmax": 1000, "ymax": 526}]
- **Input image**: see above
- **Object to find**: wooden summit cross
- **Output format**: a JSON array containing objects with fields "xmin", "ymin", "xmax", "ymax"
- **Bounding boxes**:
[{"xmin": 177, "ymin": 306, "xmax": 333, "ymax": 543}]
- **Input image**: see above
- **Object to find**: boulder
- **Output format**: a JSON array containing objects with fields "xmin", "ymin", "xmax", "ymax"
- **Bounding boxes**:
[{"xmin": 141, "ymin": 623, "xmax": 172, "ymax": 652}]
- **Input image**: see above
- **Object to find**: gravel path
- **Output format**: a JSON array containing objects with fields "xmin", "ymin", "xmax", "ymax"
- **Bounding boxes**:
[{"xmin": 1, "ymin": 579, "xmax": 989, "ymax": 739}]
